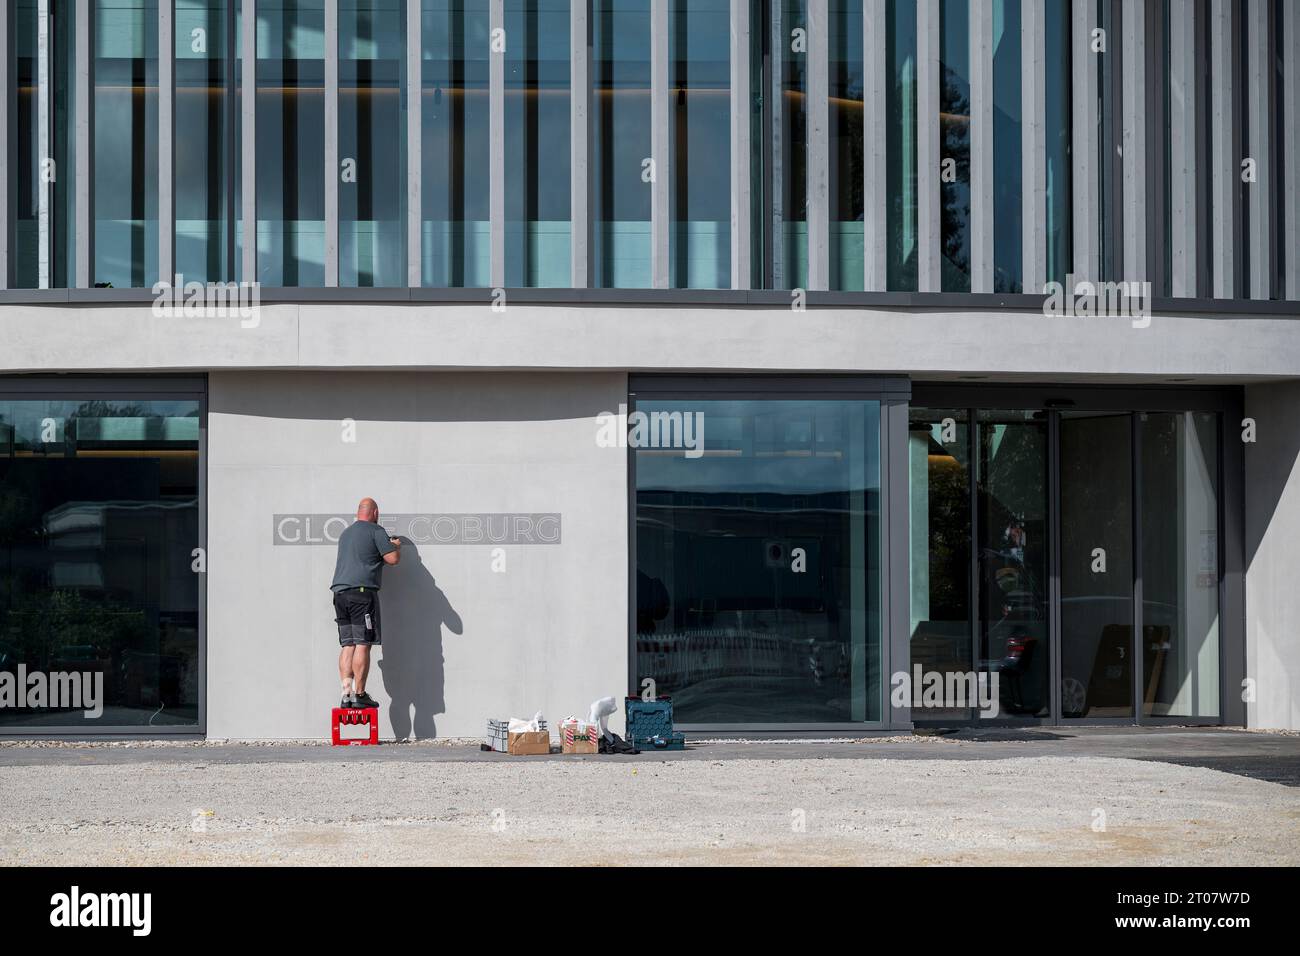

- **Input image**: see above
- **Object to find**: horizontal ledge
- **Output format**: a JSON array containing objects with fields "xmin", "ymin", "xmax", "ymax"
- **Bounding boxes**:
[{"xmin": 0, "ymin": 286, "xmax": 1297, "ymax": 317}]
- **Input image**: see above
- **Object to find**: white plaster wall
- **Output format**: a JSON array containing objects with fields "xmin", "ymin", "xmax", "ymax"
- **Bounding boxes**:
[
  {"xmin": 205, "ymin": 370, "xmax": 629, "ymax": 740},
  {"xmin": 1245, "ymin": 381, "xmax": 1300, "ymax": 729}
]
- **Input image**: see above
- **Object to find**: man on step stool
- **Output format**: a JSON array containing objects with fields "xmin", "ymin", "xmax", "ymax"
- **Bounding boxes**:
[{"xmin": 331, "ymin": 497, "xmax": 401, "ymax": 709}]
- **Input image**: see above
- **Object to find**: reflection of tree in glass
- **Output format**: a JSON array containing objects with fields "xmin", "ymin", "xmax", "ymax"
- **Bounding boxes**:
[
  {"xmin": 4, "ymin": 588, "xmax": 148, "ymax": 665},
  {"xmin": 940, "ymin": 63, "xmax": 970, "ymax": 281},
  {"xmin": 928, "ymin": 449, "xmax": 970, "ymax": 618}
]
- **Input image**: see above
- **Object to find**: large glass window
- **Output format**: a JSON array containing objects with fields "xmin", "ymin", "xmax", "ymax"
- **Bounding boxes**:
[
  {"xmin": 339, "ymin": 1, "xmax": 405, "ymax": 288},
  {"xmin": 0, "ymin": 394, "xmax": 202, "ymax": 729},
  {"xmin": 1044, "ymin": 0, "xmax": 1072, "ymax": 285},
  {"xmin": 938, "ymin": 0, "xmax": 970, "ymax": 291},
  {"xmin": 1059, "ymin": 411, "xmax": 1133, "ymax": 719},
  {"xmin": 885, "ymin": 0, "xmax": 917, "ymax": 290},
  {"xmin": 422, "ymin": 1, "xmax": 489, "ymax": 287},
  {"xmin": 257, "ymin": 0, "xmax": 326, "ymax": 287},
  {"xmin": 829, "ymin": 0, "xmax": 864, "ymax": 291},
  {"xmin": 1096, "ymin": 0, "xmax": 1119, "ymax": 280},
  {"xmin": 669, "ymin": 0, "xmax": 730, "ymax": 289},
  {"xmin": 593, "ymin": 0, "xmax": 650, "ymax": 288},
  {"xmin": 774, "ymin": 0, "xmax": 808, "ymax": 288},
  {"xmin": 13, "ymin": 1, "xmax": 77, "ymax": 289},
  {"xmin": 95, "ymin": 0, "xmax": 160, "ymax": 289},
  {"xmin": 504, "ymin": 0, "xmax": 570, "ymax": 287},
  {"xmin": 992, "ymin": 0, "xmax": 1022, "ymax": 292},
  {"xmin": 176, "ymin": 0, "xmax": 234, "ymax": 283},
  {"xmin": 1140, "ymin": 412, "xmax": 1220, "ymax": 719},
  {"xmin": 635, "ymin": 397, "xmax": 882, "ymax": 724}
]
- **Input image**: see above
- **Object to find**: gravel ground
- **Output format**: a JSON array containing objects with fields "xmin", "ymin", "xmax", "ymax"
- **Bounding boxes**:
[{"xmin": 2, "ymin": 752, "xmax": 1297, "ymax": 865}]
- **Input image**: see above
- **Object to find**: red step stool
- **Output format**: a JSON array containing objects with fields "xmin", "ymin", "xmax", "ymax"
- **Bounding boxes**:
[{"xmin": 331, "ymin": 707, "xmax": 379, "ymax": 746}]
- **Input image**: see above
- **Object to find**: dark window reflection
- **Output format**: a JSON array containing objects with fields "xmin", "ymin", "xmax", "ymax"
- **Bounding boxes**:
[
  {"xmin": 504, "ymin": 0, "xmax": 571, "ymax": 287},
  {"xmin": 422, "ymin": 0, "xmax": 491, "ymax": 287},
  {"xmin": 829, "ymin": 0, "xmax": 864, "ymax": 291},
  {"xmin": 976, "ymin": 409, "xmax": 1048, "ymax": 717},
  {"xmin": 94, "ymin": 0, "xmax": 160, "ymax": 289},
  {"xmin": 14, "ymin": 0, "xmax": 76, "ymax": 288},
  {"xmin": 670, "ymin": 0, "xmax": 730, "ymax": 289},
  {"xmin": 992, "ymin": 0, "xmax": 1022, "ymax": 292},
  {"xmin": 1044, "ymin": 0, "xmax": 1072, "ymax": 285},
  {"xmin": 939, "ymin": 0, "xmax": 970, "ymax": 291},
  {"xmin": 340, "ymin": 1, "xmax": 406, "ymax": 288},
  {"xmin": 0, "ymin": 398, "xmax": 201, "ymax": 728},
  {"xmin": 257, "ymin": 0, "xmax": 326, "ymax": 287},
  {"xmin": 1060, "ymin": 411, "xmax": 1133, "ymax": 718},
  {"xmin": 176, "ymin": 0, "xmax": 233, "ymax": 283},
  {"xmin": 636, "ymin": 399, "xmax": 881, "ymax": 723},
  {"xmin": 886, "ymin": 0, "xmax": 918, "ymax": 290},
  {"xmin": 593, "ymin": 0, "xmax": 651, "ymax": 288},
  {"xmin": 908, "ymin": 408, "xmax": 971, "ymax": 718},
  {"xmin": 775, "ymin": 0, "xmax": 808, "ymax": 289}
]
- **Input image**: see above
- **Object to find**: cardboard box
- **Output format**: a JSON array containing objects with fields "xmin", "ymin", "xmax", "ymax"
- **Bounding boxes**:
[
  {"xmin": 560, "ymin": 719, "xmax": 599, "ymax": 754},
  {"xmin": 507, "ymin": 730, "xmax": 551, "ymax": 755}
]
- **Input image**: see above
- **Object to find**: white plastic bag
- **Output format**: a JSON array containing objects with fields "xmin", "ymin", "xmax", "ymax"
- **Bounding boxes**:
[
  {"xmin": 507, "ymin": 710, "xmax": 544, "ymax": 734},
  {"xmin": 587, "ymin": 696, "xmax": 617, "ymax": 741}
]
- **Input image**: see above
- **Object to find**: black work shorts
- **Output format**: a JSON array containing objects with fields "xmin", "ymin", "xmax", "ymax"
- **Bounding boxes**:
[{"xmin": 333, "ymin": 588, "xmax": 381, "ymax": 646}]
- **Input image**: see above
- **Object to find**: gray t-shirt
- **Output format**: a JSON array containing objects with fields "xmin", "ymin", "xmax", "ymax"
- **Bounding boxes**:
[{"xmin": 330, "ymin": 520, "xmax": 398, "ymax": 592}]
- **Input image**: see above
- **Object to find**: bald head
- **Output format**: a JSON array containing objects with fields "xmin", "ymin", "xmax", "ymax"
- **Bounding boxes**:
[{"xmin": 357, "ymin": 498, "xmax": 379, "ymax": 522}]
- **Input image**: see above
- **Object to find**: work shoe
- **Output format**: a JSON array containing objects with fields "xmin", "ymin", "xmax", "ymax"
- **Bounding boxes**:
[{"xmin": 353, "ymin": 692, "xmax": 380, "ymax": 709}]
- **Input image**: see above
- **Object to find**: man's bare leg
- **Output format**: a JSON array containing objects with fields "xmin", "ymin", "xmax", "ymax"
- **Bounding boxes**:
[
  {"xmin": 338, "ymin": 646, "xmax": 355, "ymax": 700},
  {"xmin": 352, "ymin": 645, "xmax": 372, "ymax": 695}
]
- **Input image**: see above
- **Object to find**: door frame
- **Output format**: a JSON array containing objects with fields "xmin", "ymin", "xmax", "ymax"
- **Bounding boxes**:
[
  {"xmin": 627, "ymin": 374, "xmax": 914, "ymax": 732},
  {"xmin": 911, "ymin": 382, "xmax": 1245, "ymax": 728}
]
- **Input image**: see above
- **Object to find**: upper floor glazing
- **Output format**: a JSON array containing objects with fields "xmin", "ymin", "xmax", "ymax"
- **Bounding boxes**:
[{"xmin": 0, "ymin": 1, "xmax": 1295, "ymax": 300}]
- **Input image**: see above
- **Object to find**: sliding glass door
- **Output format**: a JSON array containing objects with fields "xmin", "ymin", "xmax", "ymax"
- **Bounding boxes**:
[
  {"xmin": 910, "ymin": 390, "xmax": 1227, "ymax": 726},
  {"xmin": 1139, "ymin": 412, "xmax": 1221, "ymax": 719},
  {"xmin": 976, "ymin": 410, "xmax": 1049, "ymax": 718},
  {"xmin": 1058, "ymin": 411, "xmax": 1133, "ymax": 718},
  {"xmin": 909, "ymin": 406, "xmax": 1049, "ymax": 720}
]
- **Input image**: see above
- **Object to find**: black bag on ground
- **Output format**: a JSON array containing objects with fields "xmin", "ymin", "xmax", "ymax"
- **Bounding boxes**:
[{"xmin": 598, "ymin": 732, "xmax": 639, "ymax": 754}]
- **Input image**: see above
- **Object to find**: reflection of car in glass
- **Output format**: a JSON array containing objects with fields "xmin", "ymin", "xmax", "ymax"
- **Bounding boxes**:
[{"xmin": 1059, "ymin": 597, "xmax": 1177, "ymax": 717}]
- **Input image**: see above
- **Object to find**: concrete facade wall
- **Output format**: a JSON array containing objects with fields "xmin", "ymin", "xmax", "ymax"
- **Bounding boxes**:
[
  {"xmin": 205, "ymin": 370, "xmax": 629, "ymax": 740},
  {"xmin": 2, "ymin": 301, "xmax": 1300, "ymax": 382},
  {"xmin": 1245, "ymin": 381, "xmax": 1300, "ymax": 730}
]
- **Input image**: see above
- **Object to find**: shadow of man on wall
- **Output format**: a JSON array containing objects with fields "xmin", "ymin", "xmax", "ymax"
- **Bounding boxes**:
[{"xmin": 377, "ymin": 538, "xmax": 464, "ymax": 740}]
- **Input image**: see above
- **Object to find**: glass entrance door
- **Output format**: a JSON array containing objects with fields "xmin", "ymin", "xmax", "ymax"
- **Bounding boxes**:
[
  {"xmin": 1058, "ymin": 412, "xmax": 1134, "ymax": 719},
  {"xmin": 975, "ymin": 410, "xmax": 1049, "ymax": 718},
  {"xmin": 909, "ymin": 407, "xmax": 1050, "ymax": 722},
  {"xmin": 910, "ymin": 395, "xmax": 1225, "ymax": 726}
]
